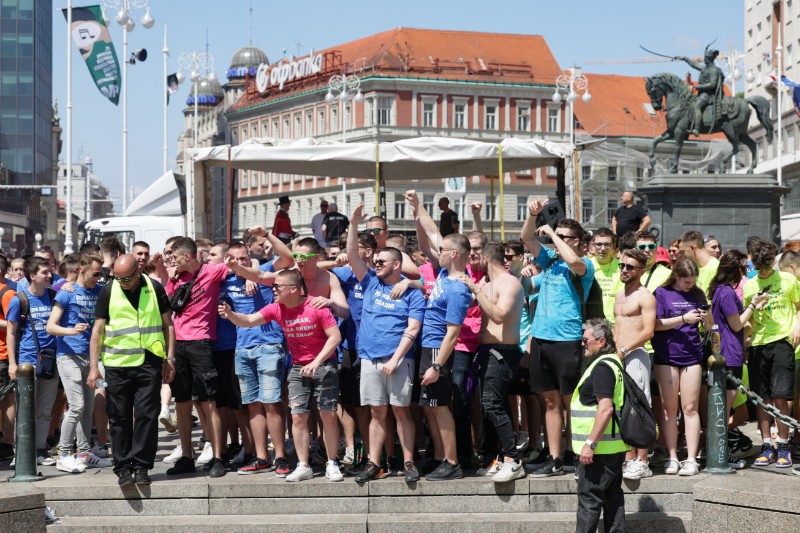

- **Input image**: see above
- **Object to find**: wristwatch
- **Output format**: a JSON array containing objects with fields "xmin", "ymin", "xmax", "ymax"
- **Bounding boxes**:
[
  {"xmin": 619, "ymin": 346, "xmax": 628, "ymax": 357},
  {"xmin": 432, "ymin": 363, "xmax": 442, "ymax": 372},
  {"xmin": 586, "ymin": 439, "xmax": 597, "ymax": 450}
]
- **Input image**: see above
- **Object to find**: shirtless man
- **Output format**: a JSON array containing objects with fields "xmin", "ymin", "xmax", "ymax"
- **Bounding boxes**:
[
  {"xmin": 459, "ymin": 242, "xmax": 524, "ymax": 483},
  {"xmin": 613, "ymin": 248, "xmax": 656, "ymax": 480}
]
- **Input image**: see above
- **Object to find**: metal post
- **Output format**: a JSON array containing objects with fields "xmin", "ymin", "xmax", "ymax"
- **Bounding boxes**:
[
  {"xmin": 8, "ymin": 364, "xmax": 42, "ymax": 482},
  {"xmin": 705, "ymin": 331, "xmax": 734, "ymax": 474},
  {"xmin": 65, "ymin": 1, "xmax": 74, "ymax": 254}
]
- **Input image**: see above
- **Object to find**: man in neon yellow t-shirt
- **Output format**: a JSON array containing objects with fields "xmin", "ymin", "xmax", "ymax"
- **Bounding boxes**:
[
  {"xmin": 678, "ymin": 230, "xmax": 718, "ymax": 294},
  {"xmin": 743, "ymin": 239, "xmax": 800, "ymax": 469},
  {"xmin": 590, "ymin": 228, "xmax": 620, "ymax": 325}
]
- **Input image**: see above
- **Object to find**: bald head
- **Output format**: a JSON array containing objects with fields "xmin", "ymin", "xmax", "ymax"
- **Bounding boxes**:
[{"xmin": 113, "ymin": 254, "xmax": 139, "ymax": 279}]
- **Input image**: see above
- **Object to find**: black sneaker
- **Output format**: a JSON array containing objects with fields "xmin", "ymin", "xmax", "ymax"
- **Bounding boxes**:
[
  {"xmin": 133, "ymin": 468, "xmax": 152, "ymax": 485},
  {"xmin": 166, "ymin": 456, "xmax": 196, "ymax": 476},
  {"xmin": 531, "ymin": 455, "xmax": 564, "ymax": 478},
  {"xmin": 116, "ymin": 468, "xmax": 135, "ymax": 487},
  {"xmin": 527, "ymin": 447, "xmax": 550, "ymax": 465},
  {"xmin": 563, "ymin": 450, "xmax": 577, "ymax": 473},
  {"xmin": 0, "ymin": 442, "xmax": 14, "ymax": 460},
  {"xmin": 425, "ymin": 460, "xmax": 464, "ymax": 481},
  {"xmin": 355, "ymin": 461, "xmax": 385, "ymax": 483},
  {"xmin": 404, "ymin": 461, "xmax": 420, "ymax": 482},
  {"xmin": 274, "ymin": 456, "xmax": 290, "ymax": 478},
  {"xmin": 385, "ymin": 455, "xmax": 403, "ymax": 476},
  {"xmin": 208, "ymin": 458, "xmax": 226, "ymax": 478}
]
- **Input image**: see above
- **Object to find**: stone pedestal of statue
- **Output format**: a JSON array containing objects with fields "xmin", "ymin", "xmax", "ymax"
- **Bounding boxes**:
[{"xmin": 637, "ymin": 173, "xmax": 788, "ymax": 246}]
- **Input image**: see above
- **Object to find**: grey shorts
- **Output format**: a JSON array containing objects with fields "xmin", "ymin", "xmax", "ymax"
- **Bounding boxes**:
[
  {"xmin": 360, "ymin": 357, "xmax": 414, "ymax": 407},
  {"xmin": 624, "ymin": 347, "xmax": 652, "ymax": 406},
  {"xmin": 287, "ymin": 363, "xmax": 338, "ymax": 415}
]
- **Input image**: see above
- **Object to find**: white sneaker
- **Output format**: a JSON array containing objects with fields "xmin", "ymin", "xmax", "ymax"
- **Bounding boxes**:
[
  {"xmin": 91, "ymin": 444, "xmax": 109, "ymax": 458},
  {"xmin": 622, "ymin": 459, "xmax": 653, "ymax": 480},
  {"xmin": 286, "ymin": 463, "xmax": 313, "ymax": 482},
  {"xmin": 678, "ymin": 459, "xmax": 700, "ymax": 476},
  {"xmin": 197, "ymin": 442, "xmax": 213, "ymax": 465},
  {"xmin": 325, "ymin": 461, "xmax": 344, "ymax": 482},
  {"xmin": 341, "ymin": 447, "xmax": 355, "ymax": 465},
  {"xmin": 159, "ymin": 406, "xmax": 177, "ymax": 433},
  {"xmin": 231, "ymin": 446, "xmax": 248, "ymax": 466},
  {"xmin": 163, "ymin": 444, "xmax": 183, "ymax": 464},
  {"xmin": 76, "ymin": 451, "xmax": 112, "ymax": 468},
  {"xmin": 56, "ymin": 454, "xmax": 87, "ymax": 473},
  {"xmin": 493, "ymin": 460, "xmax": 526, "ymax": 483},
  {"xmin": 664, "ymin": 458, "xmax": 680, "ymax": 475}
]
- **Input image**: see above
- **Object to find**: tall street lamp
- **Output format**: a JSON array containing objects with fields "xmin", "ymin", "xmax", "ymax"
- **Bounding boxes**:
[
  {"xmin": 552, "ymin": 67, "xmax": 591, "ymax": 220},
  {"xmin": 100, "ymin": 0, "xmax": 155, "ymax": 214},
  {"xmin": 176, "ymin": 51, "xmax": 214, "ymax": 238},
  {"xmin": 325, "ymin": 74, "xmax": 363, "ymax": 214},
  {"xmin": 720, "ymin": 47, "xmax": 754, "ymax": 172}
]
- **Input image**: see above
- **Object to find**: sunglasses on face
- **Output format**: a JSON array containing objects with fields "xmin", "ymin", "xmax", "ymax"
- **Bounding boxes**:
[
  {"xmin": 292, "ymin": 253, "xmax": 316, "ymax": 261},
  {"xmin": 272, "ymin": 283, "xmax": 296, "ymax": 290},
  {"xmin": 90, "ymin": 271, "xmax": 103, "ymax": 277},
  {"xmin": 374, "ymin": 259, "xmax": 390, "ymax": 267},
  {"xmin": 365, "ymin": 228, "xmax": 385, "ymax": 235},
  {"xmin": 116, "ymin": 274, "xmax": 135, "ymax": 283},
  {"xmin": 439, "ymin": 247, "xmax": 455, "ymax": 254},
  {"xmin": 619, "ymin": 263, "xmax": 640, "ymax": 272},
  {"xmin": 556, "ymin": 233, "xmax": 577, "ymax": 240},
  {"xmin": 504, "ymin": 254, "xmax": 518, "ymax": 261},
  {"xmin": 637, "ymin": 243, "xmax": 657, "ymax": 251}
]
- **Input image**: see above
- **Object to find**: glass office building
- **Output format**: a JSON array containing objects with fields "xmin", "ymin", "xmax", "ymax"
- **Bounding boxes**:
[{"xmin": 0, "ymin": 0, "xmax": 52, "ymax": 250}]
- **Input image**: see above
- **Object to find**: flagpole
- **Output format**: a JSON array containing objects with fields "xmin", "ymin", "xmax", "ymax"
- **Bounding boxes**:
[
  {"xmin": 65, "ymin": 0, "xmax": 74, "ymax": 254},
  {"xmin": 163, "ymin": 24, "xmax": 168, "ymax": 174}
]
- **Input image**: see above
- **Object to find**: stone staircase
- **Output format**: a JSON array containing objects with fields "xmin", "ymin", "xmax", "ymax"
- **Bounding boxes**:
[{"xmin": 39, "ymin": 469, "xmax": 696, "ymax": 532}]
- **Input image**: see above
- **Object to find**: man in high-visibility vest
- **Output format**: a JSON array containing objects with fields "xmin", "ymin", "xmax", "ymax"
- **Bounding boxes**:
[
  {"xmin": 572, "ymin": 319, "xmax": 630, "ymax": 533},
  {"xmin": 88, "ymin": 254, "xmax": 176, "ymax": 487}
]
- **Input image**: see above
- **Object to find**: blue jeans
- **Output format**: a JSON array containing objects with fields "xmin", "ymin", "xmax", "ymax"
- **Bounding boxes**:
[{"xmin": 235, "ymin": 343, "xmax": 286, "ymax": 404}]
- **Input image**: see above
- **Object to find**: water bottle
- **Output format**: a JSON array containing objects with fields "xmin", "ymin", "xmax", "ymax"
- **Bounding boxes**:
[{"xmin": 95, "ymin": 378, "xmax": 108, "ymax": 389}]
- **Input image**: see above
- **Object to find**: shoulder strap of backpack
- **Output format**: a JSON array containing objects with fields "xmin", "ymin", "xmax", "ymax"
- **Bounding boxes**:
[
  {"xmin": 0, "ymin": 286, "xmax": 9, "ymax": 319},
  {"xmin": 570, "ymin": 271, "xmax": 586, "ymax": 319}
]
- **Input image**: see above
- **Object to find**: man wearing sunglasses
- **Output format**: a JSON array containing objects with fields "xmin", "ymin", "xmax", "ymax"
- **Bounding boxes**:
[
  {"xmin": 364, "ymin": 216, "xmax": 421, "ymax": 280},
  {"xmin": 88, "ymin": 254, "xmax": 175, "ymax": 486},
  {"xmin": 347, "ymin": 204, "xmax": 426, "ymax": 483},
  {"xmin": 47, "ymin": 253, "xmax": 110, "ymax": 473},
  {"xmin": 590, "ymin": 229, "xmax": 621, "ymax": 326},
  {"xmin": 521, "ymin": 198, "xmax": 596, "ymax": 478},
  {"xmin": 613, "ymin": 249, "xmax": 656, "ymax": 481}
]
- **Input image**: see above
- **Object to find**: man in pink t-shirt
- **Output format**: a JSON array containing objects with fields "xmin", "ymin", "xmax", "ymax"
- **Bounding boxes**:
[
  {"xmin": 220, "ymin": 269, "xmax": 344, "ymax": 483},
  {"xmin": 164, "ymin": 237, "xmax": 229, "ymax": 479}
]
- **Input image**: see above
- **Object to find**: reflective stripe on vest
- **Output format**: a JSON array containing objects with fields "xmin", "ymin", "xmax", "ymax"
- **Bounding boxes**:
[
  {"xmin": 101, "ymin": 276, "xmax": 166, "ymax": 367},
  {"xmin": 570, "ymin": 354, "xmax": 630, "ymax": 455}
]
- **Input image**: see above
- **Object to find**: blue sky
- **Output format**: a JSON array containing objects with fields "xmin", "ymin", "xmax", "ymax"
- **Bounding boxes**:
[{"xmin": 52, "ymin": 0, "xmax": 745, "ymax": 212}]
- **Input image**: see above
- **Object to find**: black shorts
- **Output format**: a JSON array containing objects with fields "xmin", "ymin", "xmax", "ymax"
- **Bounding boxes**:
[
  {"xmin": 0, "ymin": 360, "xmax": 9, "ymax": 390},
  {"xmin": 748, "ymin": 340, "xmax": 796, "ymax": 400},
  {"xmin": 212, "ymin": 349, "xmax": 243, "ymax": 410},
  {"xmin": 507, "ymin": 364, "xmax": 532, "ymax": 396},
  {"xmin": 529, "ymin": 338, "xmax": 582, "ymax": 395},
  {"xmin": 419, "ymin": 347, "xmax": 453, "ymax": 408},
  {"xmin": 171, "ymin": 339, "xmax": 219, "ymax": 403},
  {"xmin": 339, "ymin": 349, "xmax": 362, "ymax": 406},
  {"xmin": 726, "ymin": 365, "xmax": 744, "ymax": 391},
  {"xmin": 648, "ymin": 352, "xmax": 660, "ymax": 397}
]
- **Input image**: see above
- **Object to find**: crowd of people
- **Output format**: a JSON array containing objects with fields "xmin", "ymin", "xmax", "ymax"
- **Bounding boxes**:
[{"xmin": 0, "ymin": 190, "xmax": 798, "ymax": 529}]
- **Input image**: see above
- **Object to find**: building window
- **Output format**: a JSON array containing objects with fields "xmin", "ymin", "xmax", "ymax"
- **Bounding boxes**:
[
  {"xmin": 607, "ymin": 166, "xmax": 617, "ymax": 181},
  {"xmin": 318, "ymin": 109, "xmax": 326, "ymax": 135},
  {"xmin": 582, "ymin": 198, "xmax": 593, "ymax": 223},
  {"xmin": 516, "ymin": 196, "xmax": 528, "ymax": 221},
  {"xmin": 262, "ymin": 122, "xmax": 269, "ymax": 137},
  {"xmin": 331, "ymin": 107, "xmax": 339, "ymax": 132},
  {"xmin": 252, "ymin": 124, "xmax": 257, "ymax": 139},
  {"xmin": 788, "ymin": 43, "xmax": 794, "ymax": 67},
  {"xmin": 261, "ymin": 171, "xmax": 268, "ymax": 186},
  {"xmin": 345, "ymin": 104, "xmax": 351, "ymax": 130},
  {"xmin": 607, "ymin": 199, "xmax": 618, "ymax": 225},
  {"xmin": 484, "ymin": 100, "xmax": 498, "ymax": 130},
  {"xmin": 272, "ymin": 172, "xmax": 278, "ymax": 185},
  {"xmin": 516, "ymin": 103, "xmax": 531, "ymax": 132},
  {"xmin": 283, "ymin": 117, "xmax": 290, "ymax": 138},
  {"xmin": 423, "ymin": 200, "xmax": 434, "ymax": 217},
  {"xmin": 547, "ymin": 104, "xmax": 560, "ymax": 133},
  {"xmin": 294, "ymin": 114, "xmax": 301, "ymax": 139},
  {"xmin": 239, "ymin": 171, "xmax": 246, "ymax": 190},
  {"xmin": 454, "ymin": 103, "xmax": 467, "ymax": 129},
  {"xmin": 394, "ymin": 200, "xmax": 406, "ymax": 219},
  {"xmin": 485, "ymin": 197, "xmax": 498, "ymax": 221},
  {"xmin": 272, "ymin": 119, "xmax": 278, "ymax": 138},
  {"xmin": 422, "ymin": 97, "xmax": 437, "ymax": 128},
  {"xmin": 378, "ymin": 96, "xmax": 393, "ymax": 125},
  {"xmin": 306, "ymin": 111, "xmax": 313, "ymax": 137},
  {"xmin": 581, "ymin": 165, "xmax": 592, "ymax": 181}
]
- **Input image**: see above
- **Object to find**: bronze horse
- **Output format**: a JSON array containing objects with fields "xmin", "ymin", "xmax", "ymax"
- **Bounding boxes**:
[{"xmin": 645, "ymin": 72, "xmax": 773, "ymax": 173}]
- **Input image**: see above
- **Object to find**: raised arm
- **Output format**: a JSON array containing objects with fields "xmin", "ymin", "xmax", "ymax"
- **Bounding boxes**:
[
  {"xmin": 471, "ymin": 202, "xmax": 483, "ymax": 232},
  {"xmin": 346, "ymin": 205, "xmax": 370, "ymax": 282},
  {"xmin": 539, "ymin": 223, "xmax": 586, "ymax": 276},
  {"xmin": 414, "ymin": 210, "xmax": 440, "ymax": 271},
  {"xmin": 265, "ymin": 232, "xmax": 294, "ymax": 270},
  {"xmin": 406, "ymin": 190, "xmax": 441, "ymax": 269},
  {"xmin": 520, "ymin": 198, "xmax": 547, "ymax": 257}
]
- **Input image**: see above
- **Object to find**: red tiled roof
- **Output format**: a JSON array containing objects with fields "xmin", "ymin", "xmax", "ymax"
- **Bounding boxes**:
[
  {"xmin": 229, "ymin": 27, "xmax": 563, "ymax": 112},
  {"xmin": 573, "ymin": 72, "xmax": 728, "ymax": 140}
]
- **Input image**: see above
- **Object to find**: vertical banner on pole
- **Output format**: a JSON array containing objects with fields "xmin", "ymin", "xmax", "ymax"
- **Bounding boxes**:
[{"xmin": 62, "ymin": 5, "xmax": 121, "ymax": 105}]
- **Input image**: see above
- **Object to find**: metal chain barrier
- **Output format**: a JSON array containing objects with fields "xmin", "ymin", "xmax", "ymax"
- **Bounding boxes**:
[{"xmin": 725, "ymin": 370, "xmax": 800, "ymax": 431}]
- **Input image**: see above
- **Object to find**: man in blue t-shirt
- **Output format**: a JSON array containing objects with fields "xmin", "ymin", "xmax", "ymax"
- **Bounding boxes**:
[
  {"xmin": 222, "ymin": 242, "xmax": 290, "ymax": 477},
  {"xmin": 6, "ymin": 256, "xmax": 59, "ymax": 465},
  {"xmin": 521, "ymin": 198, "xmax": 595, "ymax": 478},
  {"xmin": 346, "ymin": 205, "xmax": 426, "ymax": 483},
  {"xmin": 46, "ymin": 253, "xmax": 108, "ymax": 472},
  {"xmin": 404, "ymin": 191, "xmax": 472, "ymax": 481}
]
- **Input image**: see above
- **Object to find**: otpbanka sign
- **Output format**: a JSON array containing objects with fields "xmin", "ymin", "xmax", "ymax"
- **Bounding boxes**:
[{"xmin": 256, "ymin": 50, "xmax": 323, "ymax": 93}]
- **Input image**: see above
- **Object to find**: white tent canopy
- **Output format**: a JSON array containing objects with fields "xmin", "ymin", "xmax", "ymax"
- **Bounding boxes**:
[{"xmin": 187, "ymin": 136, "xmax": 571, "ymax": 237}]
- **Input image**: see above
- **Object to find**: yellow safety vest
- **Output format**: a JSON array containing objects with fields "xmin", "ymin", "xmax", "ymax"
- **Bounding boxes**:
[
  {"xmin": 570, "ymin": 354, "xmax": 630, "ymax": 455},
  {"xmin": 101, "ymin": 276, "xmax": 166, "ymax": 367}
]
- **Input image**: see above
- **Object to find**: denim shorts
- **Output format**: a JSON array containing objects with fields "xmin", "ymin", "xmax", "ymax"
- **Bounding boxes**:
[
  {"xmin": 235, "ymin": 343, "xmax": 286, "ymax": 405},
  {"xmin": 287, "ymin": 363, "xmax": 339, "ymax": 415}
]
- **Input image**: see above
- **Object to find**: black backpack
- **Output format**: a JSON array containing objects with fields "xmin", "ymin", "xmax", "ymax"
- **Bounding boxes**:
[
  {"xmin": 603, "ymin": 357, "xmax": 657, "ymax": 449},
  {"xmin": 570, "ymin": 272, "xmax": 605, "ymax": 320}
]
